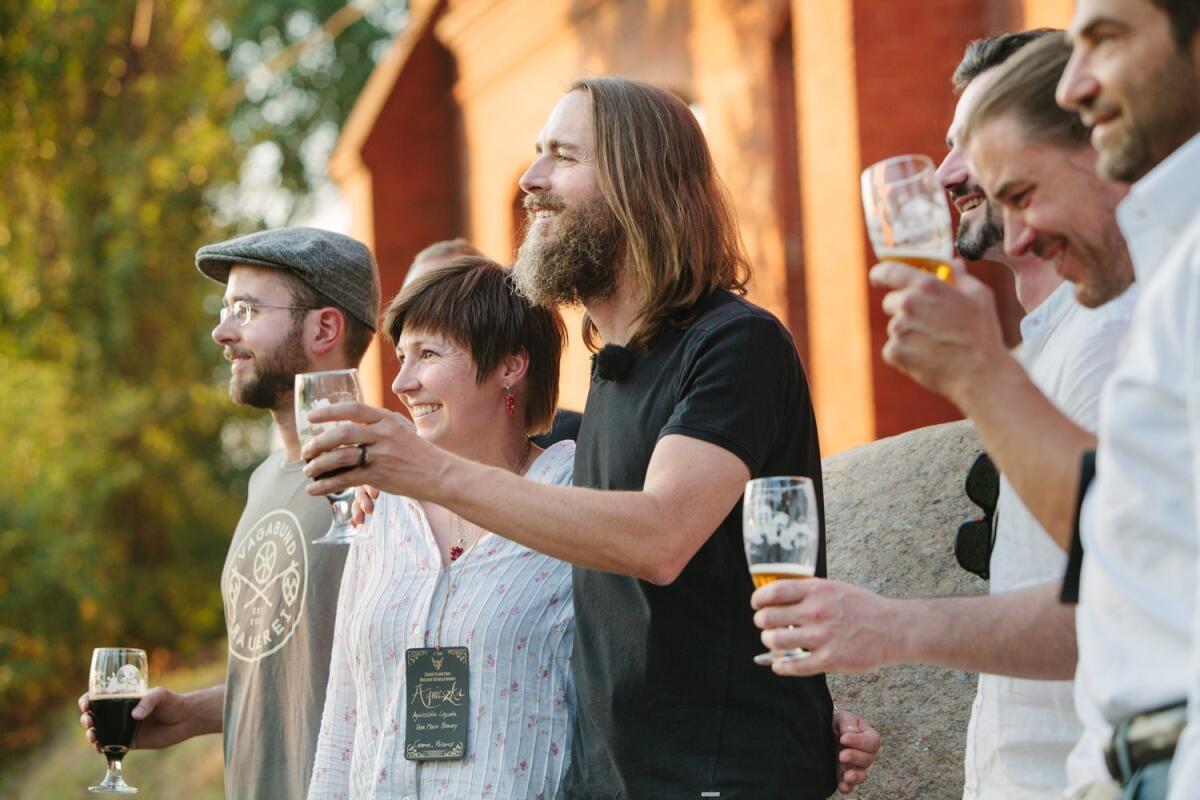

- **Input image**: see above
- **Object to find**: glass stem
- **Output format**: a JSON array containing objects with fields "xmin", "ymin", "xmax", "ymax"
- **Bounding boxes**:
[{"xmin": 328, "ymin": 493, "xmax": 354, "ymax": 526}]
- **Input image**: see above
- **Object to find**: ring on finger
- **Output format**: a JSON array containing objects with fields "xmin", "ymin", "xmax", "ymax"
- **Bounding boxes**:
[{"xmin": 358, "ymin": 443, "xmax": 369, "ymax": 468}]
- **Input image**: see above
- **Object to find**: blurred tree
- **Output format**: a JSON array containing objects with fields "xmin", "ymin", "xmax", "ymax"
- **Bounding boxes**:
[
  {"xmin": 0, "ymin": 0, "xmax": 403, "ymax": 758},
  {"xmin": 0, "ymin": 0, "xmax": 251, "ymax": 755},
  {"xmin": 215, "ymin": 0, "xmax": 408, "ymax": 227}
]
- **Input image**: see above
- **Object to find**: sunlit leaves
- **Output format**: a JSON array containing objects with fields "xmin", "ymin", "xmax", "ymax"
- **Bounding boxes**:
[{"xmin": 0, "ymin": 0, "xmax": 252, "ymax": 754}]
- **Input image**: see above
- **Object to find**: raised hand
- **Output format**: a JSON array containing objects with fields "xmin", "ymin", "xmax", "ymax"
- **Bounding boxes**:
[
  {"xmin": 751, "ymin": 578, "xmax": 906, "ymax": 677},
  {"xmin": 302, "ymin": 401, "xmax": 447, "ymax": 503},
  {"xmin": 869, "ymin": 259, "xmax": 1009, "ymax": 408}
]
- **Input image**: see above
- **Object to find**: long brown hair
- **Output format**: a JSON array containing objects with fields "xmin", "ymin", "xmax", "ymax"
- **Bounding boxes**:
[{"xmin": 571, "ymin": 77, "xmax": 750, "ymax": 350}]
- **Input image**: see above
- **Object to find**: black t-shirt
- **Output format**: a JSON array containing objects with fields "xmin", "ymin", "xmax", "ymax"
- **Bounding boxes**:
[
  {"xmin": 531, "ymin": 408, "xmax": 584, "ymax": 448},
  {"xmin": 564, "ymin": 289, "xmax": 836, "ymax": 800}
]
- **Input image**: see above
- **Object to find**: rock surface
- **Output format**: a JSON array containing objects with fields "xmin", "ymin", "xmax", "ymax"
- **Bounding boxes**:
[{"xmin": 822, "ymin": 420, "xmax": 988, "ymax": 799}]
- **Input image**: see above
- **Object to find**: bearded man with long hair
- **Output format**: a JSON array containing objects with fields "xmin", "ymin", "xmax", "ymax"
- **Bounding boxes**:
[{"xmin": 301, "ymin": 77, "xmax": 879, "ymax": 797}]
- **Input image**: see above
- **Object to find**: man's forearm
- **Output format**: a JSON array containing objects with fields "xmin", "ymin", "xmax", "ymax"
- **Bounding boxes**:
[
  {"xmin": 955, "ymin": 356, "xmax": 1095, "ymax": 551},
  {"xmin": 897, "ymin": 581, "xmax": 1076, "ymax": 679},
  {"xmin": 432, "ymin": 436, "xmax": 747, "ymax": 585},
  {"xmin": 182, "ymin": 685, "xmax": 225, "ymax": 737},
  {"xmin": 435, "ymin": 460, "xmax": 689, "ymax": 584}
]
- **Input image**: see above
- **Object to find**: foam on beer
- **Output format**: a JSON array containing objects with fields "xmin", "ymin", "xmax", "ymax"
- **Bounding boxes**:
[{"xmin": 749, "ymin": 563, "xmax": 815, "ymax": 580}]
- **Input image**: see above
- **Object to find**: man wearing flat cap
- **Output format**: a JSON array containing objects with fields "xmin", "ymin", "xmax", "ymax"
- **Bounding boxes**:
[{"xmin": 78, "ymin": 227, "xmax": 381, "ymax": 800}]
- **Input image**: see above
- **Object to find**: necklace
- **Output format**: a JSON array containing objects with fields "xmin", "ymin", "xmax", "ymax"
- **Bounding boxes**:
[{"xmin": 448, "ymin": 438, "xmax": 533, "ymax": 562}]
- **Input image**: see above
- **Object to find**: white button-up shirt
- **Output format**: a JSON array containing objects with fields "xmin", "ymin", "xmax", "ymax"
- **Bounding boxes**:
[
  {"xmin": 308, "ymin": 442, "xmax": 576, "ymax": 800},
  {"xmin": 1074, "ymin": 131, "xmax": 1200, "ymax": 799},
  {"xmin": 964, "ymin": 280, "xmax": 1135, "ymax": 799}
]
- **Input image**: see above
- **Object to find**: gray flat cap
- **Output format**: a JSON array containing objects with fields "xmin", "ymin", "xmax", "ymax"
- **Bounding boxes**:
[{"xmin": 196, "ymin": 227, "xmax": 381, "ymax": 330}]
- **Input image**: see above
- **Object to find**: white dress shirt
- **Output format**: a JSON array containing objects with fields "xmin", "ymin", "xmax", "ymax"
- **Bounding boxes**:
[
  {"xmin": 308, "ymin": 442, "xmax": 576, "ymax": 800},
  {"xmin": 1073, "ymin": 131, "xmax": 1200, "ymax": 800},
  {"xmin": 963, "ymin": 281, "xmax": 1135, "ymax": 799}
]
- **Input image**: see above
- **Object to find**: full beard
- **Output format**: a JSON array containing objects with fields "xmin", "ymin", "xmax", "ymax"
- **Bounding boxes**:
[
  {"xmin": 512, "ymin": 192, "xmax": 623, "ymax": 307},
  {"xmin": 228, "ymin": 321, "xmax": 310, "ymax": 410}
]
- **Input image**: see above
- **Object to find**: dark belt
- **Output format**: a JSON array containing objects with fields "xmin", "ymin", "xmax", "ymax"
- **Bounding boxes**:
[{"xmin": 1105, "ymin": 701, "xmax": 1187, "ymax": 782}]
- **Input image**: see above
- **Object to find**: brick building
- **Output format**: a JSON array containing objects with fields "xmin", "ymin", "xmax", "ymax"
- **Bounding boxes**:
[{"xmin": 331, "ymin": 0, "xmax": 1073, "ymax": 455}]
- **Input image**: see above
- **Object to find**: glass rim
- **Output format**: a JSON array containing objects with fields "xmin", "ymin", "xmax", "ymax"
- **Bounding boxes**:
[
  {"xmin": 91, "ymin": 647, "xmax": 148, "ymax": 656},
  {"xmin": 861, "ymin": 153, "xmax": 936, "ymax": 175},
  {"xmin": 745, "ymin": 475, "xmax": 814, "ymax": 490},
  {"xmin": 295, "ymin": 368, "xmax": 359, "ymax": 379}
]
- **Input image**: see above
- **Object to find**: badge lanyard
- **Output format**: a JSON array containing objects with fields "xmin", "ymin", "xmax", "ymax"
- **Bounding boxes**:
[{"xmin": 403, "ymin": 515, "xmax": 482, "ymax": 761}]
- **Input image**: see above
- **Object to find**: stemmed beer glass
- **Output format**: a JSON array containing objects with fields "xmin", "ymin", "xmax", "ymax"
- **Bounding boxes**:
[
  {"xmin": 743, "ymin": 476, "xmax": 820, "ymax": 665},
  {"xmin": 295, "ymin": 368, "xmax": 369, "ymax": 545},
  {"xmin": 87, "ymin": 647, "xmax": 148, "ymax": 794},
  {"xmin": 860, "ymin": 154, "xmax": 955, "ymax": 281}
]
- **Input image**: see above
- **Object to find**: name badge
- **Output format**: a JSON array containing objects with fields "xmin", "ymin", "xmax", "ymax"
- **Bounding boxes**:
[{"xmin": 404, "ymin": 647, "xmax": 469, "ymax": 761}]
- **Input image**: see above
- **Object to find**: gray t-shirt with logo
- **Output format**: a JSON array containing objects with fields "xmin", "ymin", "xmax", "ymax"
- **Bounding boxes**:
[{"xmin": 221, "ymin": 451, "xmax": 346, "ymax": 800}]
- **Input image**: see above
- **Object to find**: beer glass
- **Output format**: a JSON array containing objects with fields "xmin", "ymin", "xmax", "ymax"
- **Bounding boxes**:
[
  {"xmin": 743, "ymin": 476, "xmax": 819, "ymax": 665},
  {"xmin": 295, "ymin": 368, "xmax": 369, "ymax": 545},
  {"xmin": 860, "ymin": 154, "xmax": 955, "ymax": 281},
  {"xmin": 88, "ymin": 647, "xmax": 148, "ymax": 794}
]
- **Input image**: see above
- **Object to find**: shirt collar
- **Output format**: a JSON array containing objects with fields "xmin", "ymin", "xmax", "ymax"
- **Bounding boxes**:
[
  {"xmin": 1116, "ymin": 131, "xmax": 1200, "ymax": 280},
  {"xmin": 1018, "ymin": 280, "xmax": 1075, "ymax": 362}
]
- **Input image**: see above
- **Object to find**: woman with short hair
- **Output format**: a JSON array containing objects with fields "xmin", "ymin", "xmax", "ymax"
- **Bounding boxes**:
[{"xmin": 308, "ymin": 256, "xmax": 574, "ymax": 799}]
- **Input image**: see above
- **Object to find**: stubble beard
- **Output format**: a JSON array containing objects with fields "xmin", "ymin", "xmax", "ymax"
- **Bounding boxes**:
[
  {"xmin": 1074, "ymin": 229, "xmax": 1134, "ymax": 309},
  {"xmin": 228, "ymin": 320, "xmax": 310, "ymax": 411},
  {"xmin": 1095, "ymin": 48, "xmax": 1200, "ymax": 183},
  {"xmin": 1097, "ymin": 110, "xmax": 1161, "ymax": 183},
  {"xmin": 512, "ymin": 192, "xmax": 623, "ymax": 307}
]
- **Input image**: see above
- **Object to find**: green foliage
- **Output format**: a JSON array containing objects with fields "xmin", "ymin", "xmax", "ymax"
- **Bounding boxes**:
[
  {"xmin": 218, "ymin": 0, "xmax": 407, "ymax": 224},
  {"xmin": 0, "ymin": 0, "xmax": 402, "ymax": 764},
  {"xmin": 0, "ymin": 0, "xmax": 254, "ymax": 756}
]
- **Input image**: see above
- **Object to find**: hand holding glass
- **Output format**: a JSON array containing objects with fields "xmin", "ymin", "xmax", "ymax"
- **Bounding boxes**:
[
  {"xmin": 861, "ymin": 154, "xmax": 955, "ymax": 281},
  {"xmin": 87, "ymin": 648, "xmax": 148, "ymax": 794},
  {"xmin": 743, "ymin": 476, "xmax": 819, "ymax": 665},
  {"xmin": 295, "ymin": 368, "xmax": 370, "ymax": 545}
]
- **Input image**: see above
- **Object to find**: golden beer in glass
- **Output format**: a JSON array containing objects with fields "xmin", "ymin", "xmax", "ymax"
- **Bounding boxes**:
[
  {"xmin": 861, "ymin": 154, "xmax": 955, "ymax": 281},
  {"xmin": 743, "ymin": 476, "xmax": 819, "ymax": 664}
]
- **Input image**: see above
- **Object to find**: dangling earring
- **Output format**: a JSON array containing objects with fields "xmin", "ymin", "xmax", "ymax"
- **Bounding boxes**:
[{"xmin": 503, "ymin": 385, "xmax": 516, "ymax": 417}]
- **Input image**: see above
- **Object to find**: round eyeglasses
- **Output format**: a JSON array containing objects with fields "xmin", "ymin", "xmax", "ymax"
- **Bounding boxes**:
[{"xmin": 219, "ymin": 300, "xmax": 315, "ymax": 327}]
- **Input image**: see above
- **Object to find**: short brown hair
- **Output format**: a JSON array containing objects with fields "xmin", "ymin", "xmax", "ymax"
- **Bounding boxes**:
[
  {"xmin": 570, "ymin": 77, "xmax": 750, "ymax": 350},
  {"xmin": 381, "ymin": 256, "xmax": 566, "ymax": 435},
  {"xmin": 961, "ymin": 32, "xmax": 1089, "ymax": 151},
  {"xmin": 951, "ymin": 29, "xmax": 1058, "ymax": 94},
  {"xmin": 413, "ymin": 238, "xmax": 482, "ymax": 264},
  {"xmin": 1153, "ymin": 0, "xmax": 1200, "ymax": 50}
]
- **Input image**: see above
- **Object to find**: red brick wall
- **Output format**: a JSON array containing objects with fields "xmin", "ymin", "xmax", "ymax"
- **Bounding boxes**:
[
  {"xmin": 339, "ymin": 0, "xmax": 1045, "ymax": 447},
  {"xmin": 360, "ymin": 21, "xmax": 462, "ymax": 411},
  {"xmin": 851, "ymin": 0, "xmax": 1022, "ymax": 438}
]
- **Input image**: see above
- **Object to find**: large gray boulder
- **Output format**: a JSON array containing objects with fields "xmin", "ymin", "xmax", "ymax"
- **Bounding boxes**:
[{"xmin": 823, "ymin": 420, "xmax": 988, "ymax": 799}]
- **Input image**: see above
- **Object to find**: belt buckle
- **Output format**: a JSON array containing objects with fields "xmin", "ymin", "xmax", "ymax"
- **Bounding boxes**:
[{"xmin": 1105, "ymin": 702, "xmax": 1188, "ymax": 782}]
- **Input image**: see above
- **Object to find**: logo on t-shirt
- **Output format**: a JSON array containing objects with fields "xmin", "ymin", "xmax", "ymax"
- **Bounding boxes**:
[{"xmin": 223, "ymin": 509, "xmax": 309, "ymax": 662}]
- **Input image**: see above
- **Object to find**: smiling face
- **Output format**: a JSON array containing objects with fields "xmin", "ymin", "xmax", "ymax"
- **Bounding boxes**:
[
  {"xmin": 937, "ymin": 67, "xmax": 1006, "ymax": 262},
  {"xmin": 211, "ymin": 265, "xmax": 312, "ymax": 410},
  {"xmin": 1058, "ymin": 0, "xmax": 1200, "ymax": 181},
  {"xmin": 512, "ymin": 89, "xmax": 622, "ymax": 306},
  {"xmin": 970, "ymin": 114, "xmax": 1132, "ymax": 307},
  {"xmin": 390, "ymin": 329, "xmax": 508, "ymax": 454}
]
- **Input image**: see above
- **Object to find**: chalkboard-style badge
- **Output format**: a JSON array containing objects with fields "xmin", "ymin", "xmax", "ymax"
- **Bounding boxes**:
[{"xmin": 404, "ymin": 647, "xmax": 470, "ymax": 761}]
